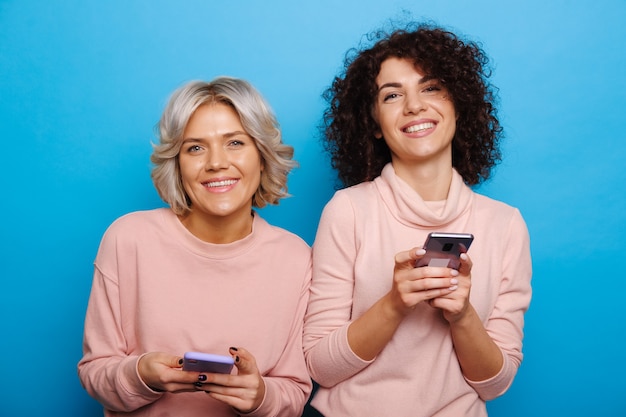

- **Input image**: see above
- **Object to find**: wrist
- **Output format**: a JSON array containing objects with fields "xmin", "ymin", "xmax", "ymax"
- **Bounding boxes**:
[
  {"xmin": 381, "ymin": 293, "xmax": 409, "ymax": 323},
  {"xmin": 446, "ymin": 303, "xmax": 475, "ymax": 326}
]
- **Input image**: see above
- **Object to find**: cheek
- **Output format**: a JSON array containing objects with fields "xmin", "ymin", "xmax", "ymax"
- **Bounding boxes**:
[
  {"xmin": 236, "ymin": 152, "xmax": 263, "ymax": 175},
  {"xmin": 179, "ymin": 157, "xmax": 203, "ymax": 174}
]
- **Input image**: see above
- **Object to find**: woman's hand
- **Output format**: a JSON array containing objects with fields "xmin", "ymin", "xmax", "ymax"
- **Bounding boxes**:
[
  {"xmin": 388, "ymin": 247, "xmax": 460, "ymax": 316},
  {"xmin": 193, "ymin": 347, "xmax": 266, "ymax": 414},
  {"xmin": 137, "ymin": 352, "xmax": 197, "ymax": 393},
  {"xmin": 428, "ymin": 253, "xmax": 473, "ymax": 323}
]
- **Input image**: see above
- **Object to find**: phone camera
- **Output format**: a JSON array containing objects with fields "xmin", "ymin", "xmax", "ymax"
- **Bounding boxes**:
[{"xmin": 442, "ymin": 243, "xmax": 453, "ymax": 252}]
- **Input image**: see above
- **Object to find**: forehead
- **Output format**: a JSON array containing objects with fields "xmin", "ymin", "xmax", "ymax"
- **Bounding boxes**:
[
  {"xmin": 376, "ymin": 57, "xmax": 428, "ymax": 85},
  {"xmin": 185, "ymin": 102, "xmax": 244, "ymax": 133}
]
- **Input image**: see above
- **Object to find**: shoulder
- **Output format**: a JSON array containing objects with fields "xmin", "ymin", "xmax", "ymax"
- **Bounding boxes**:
[
  {"xmin": 322, "ymin": 182, "xmax": 378, "ymax": 216},
  {"xmin": 104, "ymin": 208, "xmax": 167, "ymax": 236},
  {"xmin": 99, "ymin": 209, "xmax": 172, "ymax": 252},
  {"xmin": 254, "ymin": 214, "xmax": 311, "ymax": 254},
  {"xmin": 473, "ymin": 193, "xmax": 523, "ymax": 218},
  {"xmin": 472, "ymin": 193, "xmax": 529, "ymax": 236}
]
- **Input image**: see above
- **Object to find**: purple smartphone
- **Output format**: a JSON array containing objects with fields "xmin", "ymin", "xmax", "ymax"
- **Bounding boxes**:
[
  {"xmin": 414, "ymin": 232, "xmax": 474, "ymax": 270},
  {"xmin": 182, "ymin": 351, "xmax": 235, "ymax": 374}
]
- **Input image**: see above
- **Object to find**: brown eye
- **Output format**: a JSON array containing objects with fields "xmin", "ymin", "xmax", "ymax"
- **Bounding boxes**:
[{"xmin": 383, "ymin": 93, "xmax": 399, "ymax": 102}]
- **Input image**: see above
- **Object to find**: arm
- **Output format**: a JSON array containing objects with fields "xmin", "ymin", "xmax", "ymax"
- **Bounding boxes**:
[
  {"xmin": 77, "ymin": 266, "xmax": 164, "ymax": 412},
  {"xmin": 432, "ymin": 210, "xmax": 532, "ymax": 399},
  {"xmin": 303, "ymin": 193, "xmax": 370, "ymax": 387},
  {"xmin": 246, "ymin": 256, "xmax": 313, "ymax": 417},
  {"xmin": 78, "ymin": 230, "xmax": 200, "ymax": 411}
]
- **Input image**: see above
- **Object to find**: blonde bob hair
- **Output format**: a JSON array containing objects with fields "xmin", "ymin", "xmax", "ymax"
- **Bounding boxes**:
[{"xmin": 151, "ymin": 77, "xmax": 296, "ymax": 215}]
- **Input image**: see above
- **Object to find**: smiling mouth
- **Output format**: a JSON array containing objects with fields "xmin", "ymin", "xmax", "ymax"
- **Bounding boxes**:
[
  {"xmin": 404, "ymin": 122, "xmax": 435, "ymax": 133},
  {"xmin": 204, "ymin": 179, "xmax": 237, "ymax": 188}
]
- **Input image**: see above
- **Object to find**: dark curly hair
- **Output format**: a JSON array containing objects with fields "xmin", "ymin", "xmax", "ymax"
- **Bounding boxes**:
[{"xmin": 322, "ymin": 22, "xmax": 502, "ymax": 187}]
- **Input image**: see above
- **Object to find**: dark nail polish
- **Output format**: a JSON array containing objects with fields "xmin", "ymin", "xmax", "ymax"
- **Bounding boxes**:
[
  {"xmin": 194, "ymin": 382, "xmax": 203, "ymax": 387},
  {"xmin": 235, "ymin": 355, "xmax": 240, "ymax": 363},
  {"xmin": 229, "ymin": 347, "xmax": 238, "ymax": 351},
  {"xmin": 198, "ymin": 374, "xmax": 207, "ymax": 382},
  {"xmin": 178, "ymin": 359, "xmax": 184, "ymax": 365}
]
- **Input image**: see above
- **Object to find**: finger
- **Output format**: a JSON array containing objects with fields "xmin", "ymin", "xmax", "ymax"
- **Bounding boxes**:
[
  {"xmin": 458, "ymin": 253, "xmax": 473, "ymax": 275},
  {"xmin": 395, "ymin": 247, "xmax": 424, "ymax": 269},
  {"xmin": 229, "ymin": 347, "xmax": 257, "ymax": 376},
  {"xmin": 172, "ymin": 356, "xmax": 184, "ymax": 368}
]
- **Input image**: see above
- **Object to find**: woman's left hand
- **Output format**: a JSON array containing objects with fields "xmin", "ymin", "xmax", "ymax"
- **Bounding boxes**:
[
  {"xmin": 429, "ymin": 253, "xmax": 473, "ymax": 323},
  {"xmin": 193, "ymin": 347, "xmax": 265, "ymax": 413}
]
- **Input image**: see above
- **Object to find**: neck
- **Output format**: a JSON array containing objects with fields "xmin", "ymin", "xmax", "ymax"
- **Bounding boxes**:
[
  {"xmin": 178, "ymin": 210, "xmax": 254, "ymax": 244},
  {"xmin": 392, "ymin": 161, "xmax": 453, "ymax": 201}
]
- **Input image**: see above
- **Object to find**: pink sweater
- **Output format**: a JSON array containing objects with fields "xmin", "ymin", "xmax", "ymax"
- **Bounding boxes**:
[
  {"xmin": 303, "ymin": 164, "xmax": 532, "ymax": 417},
  {"xmin": 78, "ymin": 208, "xmax": 312, "ymax": 417}
]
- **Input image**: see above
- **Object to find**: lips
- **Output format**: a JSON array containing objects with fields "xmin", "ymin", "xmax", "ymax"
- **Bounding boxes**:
[
  {"xmin": 202, "ymin": 179, "xmax": 238, "ymax": 188},
  {"xmin": 403, "ymin": 121, "xmax": 435, "ymax": 133}
]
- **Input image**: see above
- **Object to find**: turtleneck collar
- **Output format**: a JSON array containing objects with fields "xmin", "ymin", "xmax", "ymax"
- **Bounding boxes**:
[{"xmin": 374, "ymin": 163, "xmax": 474, "ymax": 228}]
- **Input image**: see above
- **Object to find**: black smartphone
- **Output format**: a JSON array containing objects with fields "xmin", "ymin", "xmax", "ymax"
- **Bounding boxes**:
[{"xmin": 414, "ymin": 232, "xmax": 474, "ymax": 270}]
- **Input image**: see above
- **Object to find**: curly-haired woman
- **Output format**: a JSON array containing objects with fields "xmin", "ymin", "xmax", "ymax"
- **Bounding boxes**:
[
  {"xmin": 78, "ymin": 77, "xmax": 312, "ymax": 417},
  {"xmin": 303, "ymin": 23, "xmax": 532, "ymax": 416}
]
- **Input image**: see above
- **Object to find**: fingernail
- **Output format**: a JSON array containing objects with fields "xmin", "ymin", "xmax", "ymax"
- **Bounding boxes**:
[
  {"xmin": 450, "ymin": 269, "xmax": 459, "ymax": 276},
  {"xmin": 415, "ymin": 248, "xmax": 426, "ymax": 256},
  {"xmin": 450, "ymin": 278, "xmax": 458, "ymax": 285},
  {"xmin": 229, "ymin": 347, "xmax": 238, "ymax": 352},
  {"xmin": 198, "ymin": 374, "xmax": 207, "ymax": 382},
  {"xmin": 194, "ymin": 382, "xmax": 203, "ymax": 387},
  {"xmin": 235, "ymin": 355, "xmax": 240, "ymax": 363},
  {"xmin": 178, "ymin": 359, "xmax": 184, "ymax": 365},
  {"xmin": 449, "ymin": 285, "xmax": 458, "ymax": 291}
]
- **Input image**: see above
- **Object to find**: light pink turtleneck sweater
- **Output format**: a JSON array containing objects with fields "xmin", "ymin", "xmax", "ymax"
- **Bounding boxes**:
[
  {"xmin": 303, "ymin": 164, "xmax": 532, "ymax": 417},
  {"xmin": 78, "ymin": 208, "xmax": 312, "ymax": 417}
]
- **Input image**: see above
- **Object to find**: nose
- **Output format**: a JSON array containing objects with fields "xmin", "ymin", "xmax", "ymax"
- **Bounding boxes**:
[
  {"xmin": 205, "ymin": 147, "xmax": 229, "ymax": 171},
  {"xmin": 404, "ymin": 91, "xmax": 426, "ymax": 114}
]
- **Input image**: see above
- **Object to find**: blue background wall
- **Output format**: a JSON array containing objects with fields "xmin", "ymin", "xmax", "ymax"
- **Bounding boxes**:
[{"xmin": 1, "ymin": 0, "xmax": 625, "ymax": 415}]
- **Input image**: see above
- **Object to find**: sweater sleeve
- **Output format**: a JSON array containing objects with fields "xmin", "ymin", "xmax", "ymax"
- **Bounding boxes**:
[
  {"xmin": 303, "ymin": 193, "xmax": 373, "ymax": 387},
  {"xmin": 246, "ymin": 252, "xmax": 313, "ymax": 417},
  {"xmin": 77, "ymin": 264, "xmax": 162, "ymax": 412},
  {"xmin": 466, "ymin": 208, "xmax": 532, "ymax": 400}
]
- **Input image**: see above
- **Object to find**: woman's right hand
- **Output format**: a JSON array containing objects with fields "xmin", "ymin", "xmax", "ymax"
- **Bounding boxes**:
[
  {"xmin": 137, "ymin": 352, "xmax": 199, "ymax": 393},
  {"xmin": 387, "ymin": 247, "xmax": 459, "ymax": 316}
]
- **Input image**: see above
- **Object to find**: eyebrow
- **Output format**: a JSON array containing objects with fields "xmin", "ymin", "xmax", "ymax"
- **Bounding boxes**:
[
  {"xmin": 223, "ymin": 131, "xmax": 249, "ymax": 139},
  {"xmin": 182, "ymin": 131, "xmax": 250, "ymax": 142},
  {"xmin": 377, "ymin": 75, "xmax": 437, "ymax": 92}
]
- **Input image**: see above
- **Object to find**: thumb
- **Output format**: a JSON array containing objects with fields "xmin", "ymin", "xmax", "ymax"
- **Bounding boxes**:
[
  {"xmin": 229, "ymin": 347, "xmax": 259, "ymax": 376},
  {"xmin": 395, "ymin": 247, "xmax": 423, "ymax": 270},
  {"xmin": 171, "ymin": 355, "xmax": 184, "ymax": 368}
]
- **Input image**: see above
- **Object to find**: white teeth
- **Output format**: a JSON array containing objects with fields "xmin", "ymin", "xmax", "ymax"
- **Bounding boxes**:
[
  {"xmin": 206, "ymin": 179, "xmax": 237, "ymax": 188},
  {"xmin": 405, "ymin": 122, "xmax": 434, "ymax": 133}
]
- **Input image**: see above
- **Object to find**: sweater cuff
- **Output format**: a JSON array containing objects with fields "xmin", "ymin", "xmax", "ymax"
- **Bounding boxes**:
[
  {"xmin": 237, "ymin": 377, "xmax": 271, "ymax": 416},
  {"xmin": 124, "ymin": 354, "xmax": 164, "ymax": 399},
  {"xmin": 464, "ymin": 349, "xmax": 515, "ymax": 401}
]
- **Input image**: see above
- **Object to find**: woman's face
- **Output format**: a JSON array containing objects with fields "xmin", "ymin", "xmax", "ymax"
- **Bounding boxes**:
[
  {"xmin": 178, "ymin": 102, "xmax": 262, "ymax": 225},
  {"xmin": 373, "ymin": 57, "xmax": 457, "ymax": 172}
]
